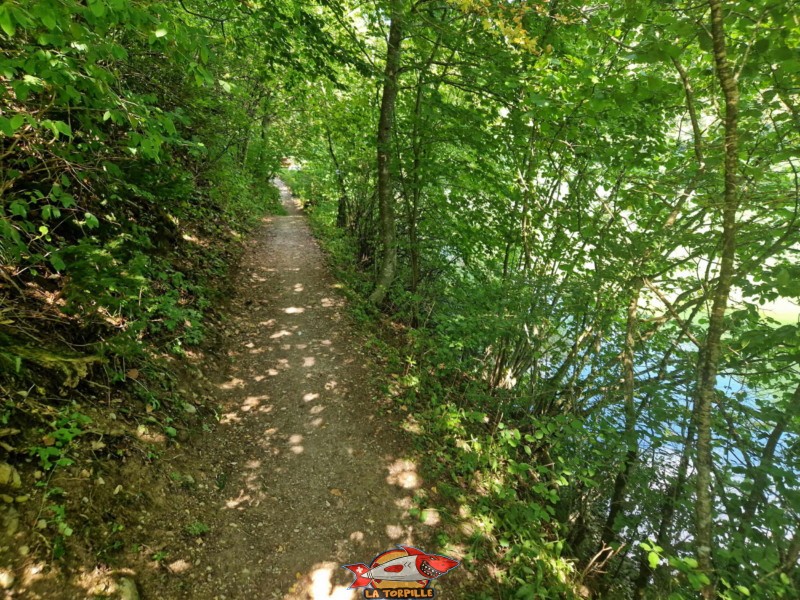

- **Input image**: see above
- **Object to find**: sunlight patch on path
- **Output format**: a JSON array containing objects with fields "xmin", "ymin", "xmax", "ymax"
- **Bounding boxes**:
[{"xmin": 286, "ymin": 562, "xmax": 355, "ymax": 600}]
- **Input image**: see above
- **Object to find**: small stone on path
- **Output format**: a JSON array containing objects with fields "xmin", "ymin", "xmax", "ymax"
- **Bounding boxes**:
[
  {"xmin": 116, "ymin": 577, "xmax": 139, "ymax": 600},
  {"xmin": 0, "ymin": 568, "xmax": 15, "ymax": 590}
]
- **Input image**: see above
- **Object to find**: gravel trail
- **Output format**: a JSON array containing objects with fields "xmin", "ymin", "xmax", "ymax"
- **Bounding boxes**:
[{"xmin": 136, "ymin": 180, "xmax": 426, "ymax": 599}]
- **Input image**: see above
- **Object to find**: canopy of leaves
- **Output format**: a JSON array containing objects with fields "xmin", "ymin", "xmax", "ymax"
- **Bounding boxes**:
[{"xmin": 1, "ymin": 0, "xmax": 798, "ymax": 598}]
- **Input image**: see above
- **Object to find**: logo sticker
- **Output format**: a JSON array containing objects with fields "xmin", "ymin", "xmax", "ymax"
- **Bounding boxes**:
[{"xmin": 343, "ymin": 545, "xmax": 459, "ymax": 598}]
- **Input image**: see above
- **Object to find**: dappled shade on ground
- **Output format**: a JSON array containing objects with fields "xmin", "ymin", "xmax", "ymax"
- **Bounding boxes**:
[{"xmin": 124, "ymin": 181, "xmax": 439, "ymax": 599}]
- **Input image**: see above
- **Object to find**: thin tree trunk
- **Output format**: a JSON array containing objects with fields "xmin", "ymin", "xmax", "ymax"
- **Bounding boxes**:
[
  {"xmin": 238, "ymin": 122, "xmax": 252, "ymax": 165},
  {"xmin": 737, "ymin": 383, "xmax": 800, "ymax": 540},
  {"xmin": 325, "ymin": 128, "xmax": 349, "ymax": 228},
  {"xmin": 407, "ymin": 62, "xmax": 427, "ymax": 325},
  {"xmin": 518, "ymin": 123, "xmax": 537, "ymax": 271},
  {"xmin": 369, "ymin": 0, "xmax": 404, "ymax": 305},
  {"xmin": 672, "ymin": 56, "xmax": 705, "ymax": 168},
  {"xmin": 240, "ymin": 129, "xmax": 251, "ymax": 165},
  {"xmin": 259, "ymin": 112, "xmax": 271, "ymax": 166},
  {"xmin": 600, "ymin": 282, "xmax": 641, "ymax": 548},
  {"xmin": 633, "ymin": 421, "xmax": 696, "ymax": 597},
  {"xmin": 594, "ymin": 283, "xmax": 641, "ymax": 595},
  {"xmin": 694, "ymin": 2, "xmax": 741, "ymax": 596},
  {"xmin": 632, "ymin": 52, "xmax": 708, "ymax": 598}
]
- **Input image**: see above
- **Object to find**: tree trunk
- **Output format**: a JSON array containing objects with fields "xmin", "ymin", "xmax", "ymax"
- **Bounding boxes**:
[
  {"xmin": 407, "ymin": 62, "xmax": 427, "ymax": 325},
  {"xmin": 737, "ymin": 383, "xmax": 800, "ymax": 540},
  {"xmin": 369, "ymin": 0, "xmax": 404, "ymax": 305},
  {"xmin": 600, "ymin": 282, "xmax": 641, "ymax": 548},
  {"xmin": 325, "ymin": 128, "xmax": 349, "ymax": 228},
  {"xmin": 239, "ymin": 124, "xmax": 251, "ymax": 165},
  {"xmin": 594, "ymin": 282, "xmax": 640, "ymax": 594},
  {"xmin": 633, "ymin": 422, "xmax": 696, "ymax": 597},
  {"xmin": 259, "ymin": 112, "xmax": 271, "ymax": 167},
  {"xmin": 694, "ymin": 2, "xmax": 741, "ymax": 596}
]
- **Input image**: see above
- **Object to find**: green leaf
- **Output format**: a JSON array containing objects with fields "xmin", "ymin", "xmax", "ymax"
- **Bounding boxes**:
[
  {"xmin": 9, "ymin": 200, "xmax": 27, "ymax": 218},
  {"xmin": 154, "ymin": 28, "xmax": 167, "ymax": 38},
  {"xmin": 11, "ymin": 81, "xmax": 28, "ymax": 101},
  {"xmin": 54, "ymin": 121, "xmax": 72, "ymax": 138},
  {"xmin": 0, "ymin": 114, "xmax": 24, "ymax": 136},
  {"xmin": 50, "ymin": 253, "xmax": 66, "ymax": 271},
  {"xmin": 648, "ymin": 551, "xmax": 659, "ymax": 569},
  {"xmin": 40, "ymin": 9, "xmax": 57, "ymax": 30},
  {"xmin": 87, "ymin": 0, "xmax": 106, "ymax": 18},
  {"xmin": 735, "ymin": 586, "xmax": 750, "ymax": 597},
  {"xmin": 0, "ymin": 5, "xmax": 16, "ymax": 37},
  {"xmin": 84, "ymin": 212, "xmax": 99, "ymax": 229},
  {"xmin": 162, "ymin": 117, "xmax": 177, "ymax": 136}
]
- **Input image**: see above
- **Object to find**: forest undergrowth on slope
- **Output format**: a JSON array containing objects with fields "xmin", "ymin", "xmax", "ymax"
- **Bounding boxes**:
[{"xmin": 0, "ymin": 0, "xmax": 312, "ymax": 593}]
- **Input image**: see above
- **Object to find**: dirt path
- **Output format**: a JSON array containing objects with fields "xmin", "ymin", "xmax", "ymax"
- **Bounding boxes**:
[{"xmin": 131, "ymin": 181, "xmax": 430, "ymax": 599}]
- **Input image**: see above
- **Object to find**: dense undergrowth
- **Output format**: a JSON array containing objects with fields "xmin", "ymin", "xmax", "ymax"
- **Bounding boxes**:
[{"xmin": 0, "ymin": 0, "xmax": 286, "ymax": 572}]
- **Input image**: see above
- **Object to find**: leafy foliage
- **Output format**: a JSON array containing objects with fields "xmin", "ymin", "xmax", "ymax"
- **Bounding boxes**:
[
  {"xmin": 0, "ymin": 0, "xmax": 290, "ymax": 379},
  {"xmin": 1, "ymin": 0, "xmax": 798, "ymax": 597},
  {"xmin": 290, "ymin": 0, "xmax": 800, "ymax": 597}
]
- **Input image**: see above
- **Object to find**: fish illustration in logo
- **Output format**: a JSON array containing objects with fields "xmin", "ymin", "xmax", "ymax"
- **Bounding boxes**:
[{"xmin": 344, "ymin": 545, "xmax": 459, "ymax": 589}]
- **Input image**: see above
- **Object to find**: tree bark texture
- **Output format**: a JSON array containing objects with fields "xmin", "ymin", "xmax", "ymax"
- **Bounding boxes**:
[
  {"xmin": 694, "ymin": 1, "xmax": 741, "ymax": 596},
  {"xmin": 600, "ymin": 282, "xmax": 641, "ymax": 549},
  {"xmin": 325, "ymin": 128, "xmax": 349, "ymax": 228},
  {"xmin": 369, "ymin": 0, "xmax": 404, "ymax": 305}
]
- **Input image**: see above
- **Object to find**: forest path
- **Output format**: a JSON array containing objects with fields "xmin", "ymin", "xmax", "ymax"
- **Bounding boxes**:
[{"xmin": 135, "ymin": 180, "xmax": 425, "ymax": 599}]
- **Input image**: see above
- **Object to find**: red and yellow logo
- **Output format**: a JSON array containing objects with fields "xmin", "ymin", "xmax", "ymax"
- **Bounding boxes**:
[{"xmin": 343, "ymin": 545, "xmax": 459, "ymax": 598}]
